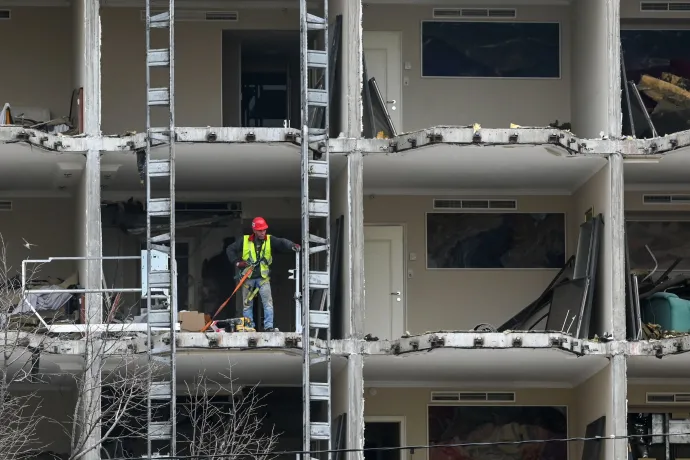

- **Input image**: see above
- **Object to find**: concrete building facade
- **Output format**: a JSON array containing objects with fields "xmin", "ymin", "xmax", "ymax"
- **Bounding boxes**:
[{"xmin": 2, "ymin": 0, "xmax": 690, "ymax": 459}]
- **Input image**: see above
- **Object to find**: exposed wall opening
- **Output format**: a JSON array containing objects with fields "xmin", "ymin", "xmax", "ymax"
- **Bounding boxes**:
[
  {"xmin": 624, "ymin": 210, "xmax": 690, "ymax": 341},
  {"xmin": 364, "ymin": 421, "xmax": 402, "ymax": 460},
  {"xmin": 361, "ymin": 148, "xmax": 612, "ymax": 341},
  {"xmin": 222, "ymin": 31, "xmax": 301, "ymax": 128},
  {"xmin": 621, "ymin": 27, "xmax": 690, "ymax": 138}
]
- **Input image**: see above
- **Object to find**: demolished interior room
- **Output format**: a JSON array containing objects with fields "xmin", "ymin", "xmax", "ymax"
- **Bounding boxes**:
[
  {"xmin": 361, "ymin": 362, "xmax": 616, "ymax": 460},
  {"xmin": 360, "ymin": 145, "xmax": 615, "ymax": 343},
  {"xmin": 0, "ymin": 6, "xmax": 84, "ymax": 136},
  {"xmin": 4, "ymin": 348, "xmax": 329, "ymax": 459},
  {"xmin": 626, "ymin": 379, "xmax": 690, "ymax": 460},
  {"xmin": 100, "ymin": 4, "xmax": 337, "ymax": 134},
  {"xmin": 620, "ymin": 0, "xmax": 690, "ymax": 139},
  {"xmin": 360, "ymin": 0, "xmax": 615, "ymax": 139},
  {"xmin": 624, "ymin": 152, "xmax": 690, "ymax": 342},
  {"xmin": 0, "ymin": 141, "xmax": 348, "ymax": 335}
]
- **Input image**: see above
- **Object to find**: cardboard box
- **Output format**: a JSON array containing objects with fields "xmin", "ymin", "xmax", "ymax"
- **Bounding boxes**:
[{"xmin": 179, "ymin": 311, "xmax": 206, "ymax": 332}]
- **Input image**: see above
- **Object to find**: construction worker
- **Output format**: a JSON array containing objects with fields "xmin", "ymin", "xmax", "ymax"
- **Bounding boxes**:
[{"xmin": 225, "ymin": 217, "xmax": 300, "ymax": 332}]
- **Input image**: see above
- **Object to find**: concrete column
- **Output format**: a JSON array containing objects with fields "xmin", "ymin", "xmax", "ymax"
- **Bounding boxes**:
[
  {"xmin": 328, "ymin": 3, "xmax": 364, "ymax": 459},
  {"xmin": 606, "ymin": 0, "xmax": 622, "ymax": 138},
  {"xmin": 329, "ymin": 0, "xmax": 363, "ymax": 137},
  {"xmin": 571, "ymin": 0, "xmax": 622, "ymax": 138},
  {"xmin": 610, "ymin": 353, "xmax": 628, "ymax": 460},
  {"xmin": 609, "ymin": 153, "xmax": 626, "ymax": 341},
  {"xmin": 73, "ymin": 0, "xmax": 102, "ymax": 458},
  {"xmin": 608, "ymin": 152, "xmax": 627, "ymax": 460},
  {"xmin": 342, "ymin": 151, "xmax": 364, "ymax": 460}
]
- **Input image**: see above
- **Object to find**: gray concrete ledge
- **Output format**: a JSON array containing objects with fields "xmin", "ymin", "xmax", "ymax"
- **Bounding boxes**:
[
  {"xmin": 0, "ymin": 127, "xmax": 146, "ymax": 152},
  {"xmin": 332, "ymin": 332, "xmax": 608, "ymax": 356},
  {"xmin": 5, "ymin": 125, "xmax": 690, "ymax": 157},
  {"xmin": 619, "ymin": 129, "xmax": 690, "ymax": 156},
  {"xmin": 329, "ymin": 126, "xmax": 613, "ymax": 155},
  {"xmin": 175, "ymin": 127, "xmax": 302, "ymax": 145},
  {"xmin": 627, "ymin": 335, "xmax": 690, "ymax": 357},
  {"xmin": 15, "ymin": 330, "xmax": 690, "ymax": 358}
]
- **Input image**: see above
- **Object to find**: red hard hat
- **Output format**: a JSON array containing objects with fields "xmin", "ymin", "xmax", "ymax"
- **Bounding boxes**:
[{"xmin": 252, "ymin": 217, "xmax": 268, "ymax": 231}]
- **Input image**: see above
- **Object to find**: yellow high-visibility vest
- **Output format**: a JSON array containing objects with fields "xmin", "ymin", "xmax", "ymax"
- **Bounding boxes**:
[{"xmin": 241, "ymin": 235, "xmax": 272, "ymax": 278}]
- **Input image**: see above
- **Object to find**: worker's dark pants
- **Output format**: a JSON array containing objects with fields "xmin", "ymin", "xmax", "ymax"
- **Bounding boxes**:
[{"xmin": 241, "ymin": 278, "xmax": 274, "ymax": 329}]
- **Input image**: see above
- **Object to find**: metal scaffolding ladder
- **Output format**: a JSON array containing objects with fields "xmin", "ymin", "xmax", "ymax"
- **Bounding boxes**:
[
  {"xmin": 300, "ymin": 0, "xmax": 332, "ymax": 459},
  {"xmin": 144, "ymin": 0, "xmax": 177, "ymax": 457}
]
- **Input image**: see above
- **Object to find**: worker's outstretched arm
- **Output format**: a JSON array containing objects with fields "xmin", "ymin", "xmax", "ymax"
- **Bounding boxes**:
[
  {"xmin": 271, "ymin": 236, "xmax": 300, "ymax": 253},
  {"xmin": 225, "ymin": 240, "xmax": 242, "ymax": 265}
]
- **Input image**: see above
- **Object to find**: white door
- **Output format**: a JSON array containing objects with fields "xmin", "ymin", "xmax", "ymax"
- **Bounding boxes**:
[
  {"xmin": 363, "ymin": 31, "xmax": 402, "ymax": 133},
  {"xmin": 364, "ymin": 225, "xmax": 405, "ymax": 341}
]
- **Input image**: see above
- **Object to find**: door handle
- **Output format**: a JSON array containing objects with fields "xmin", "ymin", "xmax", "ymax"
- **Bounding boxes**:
[
  {"xmin": 391, "ymin": 291, "xmax": 400, "ymax": 295},
  {"xmin": 386, "ymin": 100, "xmax": 396, "ymax": 104}
]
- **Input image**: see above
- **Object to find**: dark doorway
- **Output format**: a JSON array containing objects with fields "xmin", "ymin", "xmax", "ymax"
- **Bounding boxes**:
[
  {"xmin": 222, "ymin": 31, "xmax": 300, "ymax": 128},
  {"xmin": 241, "ymin": 71, "xmax": 289, "ymax": 128},
  {"xmin": 364, "ymin": 421, "xmax": 402, "ymax": 460}
]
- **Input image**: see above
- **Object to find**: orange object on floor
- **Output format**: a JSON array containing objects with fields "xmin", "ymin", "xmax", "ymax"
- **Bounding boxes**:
[{"xmin": 200, "ymin": 265, "xmax": 255, "ymax": 332}]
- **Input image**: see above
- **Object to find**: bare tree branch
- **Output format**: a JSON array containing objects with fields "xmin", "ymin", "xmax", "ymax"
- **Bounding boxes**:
[
  {"xmin": 65, "ymin": 302, "xmax": 166, "ymax": 460},
  {"xmin": 0, "ymin": 233, "xmax": 51, "ymax": 460},
  {"xmin": 180, "ymin": 364, "xmax": 281, "ymax": 460}
]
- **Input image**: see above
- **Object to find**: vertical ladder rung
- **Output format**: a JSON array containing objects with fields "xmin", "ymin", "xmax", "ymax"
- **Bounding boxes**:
[
  {"xmin": 148, "ymin": 159, "xmax": 171, "ymax": 177},
  {"xmin": 309, "ymin": 310, "xmax": 330, "ymax": 329},
  {"xmin": 309, "ymin": 382, "xmax": 330, "ymax": 401},
  {"xmin": 308, "ymin": 160, "xmax": 328, "ymax": 178},
  {"xmin": 148, "ymin": 198, "xmax": 171, "ymax": 216},
  {"xmin": 150, "ymin": 381, "xmax": 172, "ymax": 399},
  {"xmin": 149, "ymin": 421, "xmax": 172, "ymax": 440},
  {"xmin": 309, "ymin": 271, "xmax": 330, "ymax": 289},
  {"xmin": 149, "ymin": 11, "xmax": 170, "ymax": 28},
  {"xmin": 151, "ymin": 233, "xmax": 171, "ymax": 244},
  {"xmin": 309, "ymin": 234, "xmax": 327, "ymax": 244},
  {"xmin": 147, "ymin": 49, "xmax": 170, "ymax": 67},
  {"xmin": 307, "ymin": 89, "xmax": 328, "ymax": 107},
  {"xmin": 149, "ymin": 127, "xmax": 171, "ymax": 143},
  {"xmin": 308, "ymin": 128, "xmax": 328, "ymax": 143},
  {"xmin": 149, "ymin": 270, "xmax": 171, "ymax": 288},
  {"xmin": 308, "ymin": 199, "xmax": 329, "ymax": 218},
  {"xmin": 148, "ymin": 309, "xmax": 172, "ymax": 327},
  {"xmin": 309, "ymin": 244, "xmax": 328, "ymax": 255},
  {"xmin": 148, "ymin": 88, "xmax": 170, "ymax": 106},
  {"xmin": 310, "ymin": 422, "xmax": 331, "ymax": 440},
  {"xmin": 307, "ymin": 50, "xmax": 328, "ymax": 68},
  {"xmin": 306, "ymin": 13, "xmax": 326, "ymax": 30},
  {"xmin": 310, "ymin": 354, "xmax": 329, "ymax": 365}
]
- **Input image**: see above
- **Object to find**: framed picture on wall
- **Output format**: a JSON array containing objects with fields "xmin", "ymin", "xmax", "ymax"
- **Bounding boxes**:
[
  {"xmin": 428, "ymin": 405, "xmax": 568, "ymax": 460},
  {"xmin": 426, "ymin": 212, "xmax": 567, "ymax": 269}
]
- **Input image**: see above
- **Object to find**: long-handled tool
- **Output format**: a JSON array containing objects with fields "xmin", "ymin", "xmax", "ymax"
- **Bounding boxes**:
[{"xmin": 201, "ymin": 263, "xmax": 257, "ymax": 332}]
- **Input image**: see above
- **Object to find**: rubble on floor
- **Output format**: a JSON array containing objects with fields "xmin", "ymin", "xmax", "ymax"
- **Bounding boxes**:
[{"xmin": 641, "ymin": 322, "xmax": 690, "ymax": 340}]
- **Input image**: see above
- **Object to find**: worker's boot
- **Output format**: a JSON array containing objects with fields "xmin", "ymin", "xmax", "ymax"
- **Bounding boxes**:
[{"xmin": 265, "ymin": 327, "xmax": 280, "ymax": 332}]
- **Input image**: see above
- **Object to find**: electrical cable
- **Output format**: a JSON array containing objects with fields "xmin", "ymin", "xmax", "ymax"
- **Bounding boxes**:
[{"xmin": 97, "ymin": 431, "xmax": 687, "ymax": 460}]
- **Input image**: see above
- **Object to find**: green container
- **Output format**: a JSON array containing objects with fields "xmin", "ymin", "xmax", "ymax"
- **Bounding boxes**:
[{"xmin": 641, "ymin": 292, "xmax": 690, "ymax": 333}]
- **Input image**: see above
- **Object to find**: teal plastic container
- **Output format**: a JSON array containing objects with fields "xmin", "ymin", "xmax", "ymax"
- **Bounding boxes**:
[{"xmin": 641, "ymin": 292, "xmax": 690, "ymax": 333}]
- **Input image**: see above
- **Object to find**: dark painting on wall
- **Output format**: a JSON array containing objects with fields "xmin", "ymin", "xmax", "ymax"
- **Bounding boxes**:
[
  {"xmin": 428, "ymin": 405, "xmax": 568, "ymax": 460},
  {"xmin": 426, "ymin": 213, "xmax": 566, "ymax": 269},
  {"xmin": 626, "ymin": 220, "xmax": 690, "ymax": 271},
  {"xmin": 421, "ymin": 21, "xmax": 561, "ymax": 78}
]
